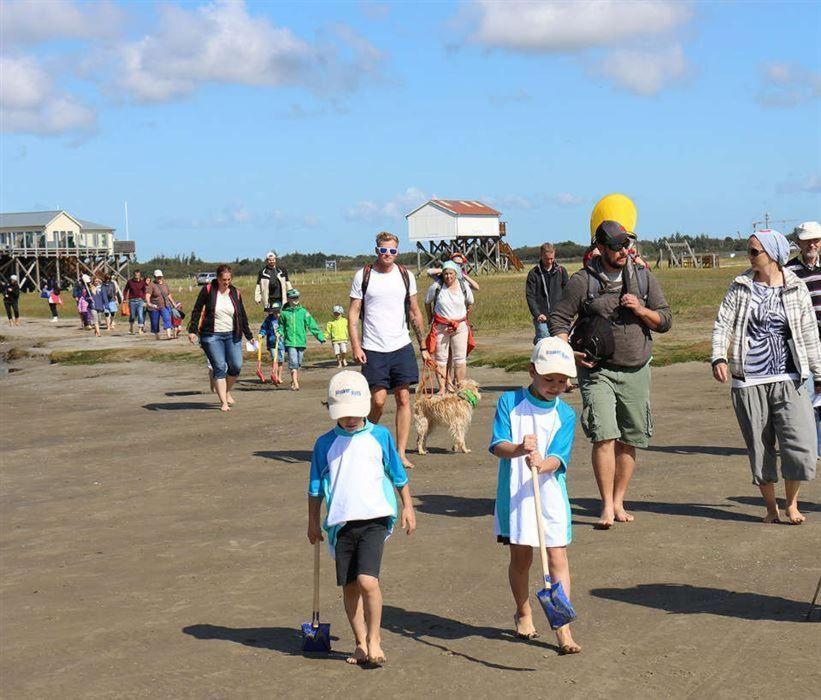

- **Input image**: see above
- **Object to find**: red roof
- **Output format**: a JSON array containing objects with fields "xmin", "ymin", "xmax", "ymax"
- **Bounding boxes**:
[{"xmin": 429, "ymin": 199, "xmax": 500, "ymax": 216}]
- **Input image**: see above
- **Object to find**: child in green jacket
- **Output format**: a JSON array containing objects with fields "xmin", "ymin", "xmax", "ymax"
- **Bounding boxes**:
[{"xmin": 279, "ymin": 288, "xmax": 325, "ymax": 391}]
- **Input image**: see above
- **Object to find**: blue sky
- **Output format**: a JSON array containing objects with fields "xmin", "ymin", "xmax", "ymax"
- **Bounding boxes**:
[{"xmin": 1, "ymin": 0, "xmax": 819, "ymax": 260}]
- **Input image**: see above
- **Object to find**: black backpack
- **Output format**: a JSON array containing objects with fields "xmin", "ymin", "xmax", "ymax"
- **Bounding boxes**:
[
  {"xmin": 431, "ymin": 276, "xmax": 469, "ymax": 313},
  {"xmin": 359, "ymin": 263, "xmax": 411, "ymax": 324}
]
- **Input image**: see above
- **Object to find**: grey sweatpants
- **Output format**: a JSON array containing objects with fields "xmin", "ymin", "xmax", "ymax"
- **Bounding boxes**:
[{"xmin": 732, "ymin": 380, "xmax": 817, "ymax": 485}]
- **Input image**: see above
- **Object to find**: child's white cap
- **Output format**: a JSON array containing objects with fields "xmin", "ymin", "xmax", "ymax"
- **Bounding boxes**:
[
  {"xmin": 531, "ymin": 337, "xmax": 577, "ymax": 378},
  {"xmin": 328, "ymin": 371, "xmax": 371, "ymax": 419},
  {"xmin": 332, "ymin": 305, "xmax": 344, "ymax": 314}
]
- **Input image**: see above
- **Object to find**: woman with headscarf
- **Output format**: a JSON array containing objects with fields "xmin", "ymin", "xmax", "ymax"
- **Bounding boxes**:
[
  {"xmin": 424, "ymin": 260, "xmax": 475, "ymax": 393},
  {"xmin": 712, "ymin": 229, "xmax": 820, "ymax": 524}
]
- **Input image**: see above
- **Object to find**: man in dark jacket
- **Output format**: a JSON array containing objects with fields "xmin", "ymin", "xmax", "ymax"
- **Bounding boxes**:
[
  {"xmin": 525, "ymin": 243, "xmax": 568, "ymax": 344},
  {"xmin": 254, "ymin": 251, "xmax": 290, "ymax": 309},
  {"xmin": 549, "ymin": 221, "xmax": 672, "ymax": 530}
]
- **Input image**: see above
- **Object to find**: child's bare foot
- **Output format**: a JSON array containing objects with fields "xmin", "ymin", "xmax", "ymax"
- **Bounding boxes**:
[
  {"xmin": 514, "ymin": 613, "xmax": 539, "ymax": 640},
  {"xmin": 226, "ymin": 393, "xmax": 235, "ymax": 405},
  {"xmin": 367, "ymin": 644, "xmax": 386, "ymax": 666},
  {"xmin": 614, "ymin": 506, "xmax": 634, "ymax": 523},
  {"xmin": 556, "ymin": 626, "xmax": 581, "ymax": 655},
  {"xmin": 345, "ymin": 644, "xmax": 368, "ymax": 666},
  {"xmin": 400, "ymin": 455, "xmax": 414, "ymax": 469},
  {"xmin": 763, "ymin": 509, "xmax": 782, "ymax": 524},
  {"xmin": 595, "ymin": 508, "xmax": 614, "ymax": 530},
  {"xmin": 785, "ymin": 505, "xmax": 806, "ymax": 524},
  {"xmin": 220, "ymin": 403, "xmax": 231, "ymax": 412}
]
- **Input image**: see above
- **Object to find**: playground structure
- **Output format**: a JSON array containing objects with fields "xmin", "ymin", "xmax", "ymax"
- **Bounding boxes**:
[
  {"xmin": 655, "ymin": 238, "xmax": 719, "ymax": 269},
  {"xmin": 406, "ymin": 199, "xmax": 523, "ymax": 274}
]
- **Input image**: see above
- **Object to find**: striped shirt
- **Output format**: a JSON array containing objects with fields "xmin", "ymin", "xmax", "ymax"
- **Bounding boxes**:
[{"xmin": 785, "ymin": 255, "xmax": 821, "ymax": 327}]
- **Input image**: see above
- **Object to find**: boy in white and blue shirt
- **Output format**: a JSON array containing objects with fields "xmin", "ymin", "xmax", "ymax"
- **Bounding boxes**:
[
  {"xmin": 308, "ymin": 371, "xmax": 416, "ymax": 666},
  {"xmin": 489, "ymin": 337, "xmax": 581, "ymax": 654}
]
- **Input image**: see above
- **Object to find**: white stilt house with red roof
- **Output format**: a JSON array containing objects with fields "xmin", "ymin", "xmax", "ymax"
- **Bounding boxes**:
[{"xmin": 405, "ymin": 199, "xmax": 522, "ymax": 273}]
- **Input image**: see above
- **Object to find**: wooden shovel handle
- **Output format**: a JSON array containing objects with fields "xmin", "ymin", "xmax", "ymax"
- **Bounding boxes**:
[
  {"xmin": 312, "ymin": 540, "xmax": 321, "ymax": 623},
  {"xmin": 530, "ymin": 464, "xmax": 550, "ymax": 585}
]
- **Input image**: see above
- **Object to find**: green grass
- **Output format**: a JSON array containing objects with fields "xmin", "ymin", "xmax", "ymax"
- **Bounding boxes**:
[{"xmin": 49, "ymin": 348, "xmax": 206, "ymax": 365}]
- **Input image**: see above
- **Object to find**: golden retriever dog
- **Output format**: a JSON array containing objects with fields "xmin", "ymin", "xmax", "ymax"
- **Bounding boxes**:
[{"xmin": 414, "ymin": 379, "xmax": 482, "ymax": 455}]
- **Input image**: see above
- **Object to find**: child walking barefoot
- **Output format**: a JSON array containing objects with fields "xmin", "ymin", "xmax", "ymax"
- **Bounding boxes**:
[
  {"xmin": 490, "ymin": 337, "xmax": 582, "ymax": 654},
  {"xmin": 326, "ymin": 305, "xmax": 350, "ymax": 368},
  {"xmin": 280, "ymin": 288, "xmax": 325, "ymax": 391},
  {"xmin": 307, "ymin": 371, "xmax": 416, "ymax": 666}
]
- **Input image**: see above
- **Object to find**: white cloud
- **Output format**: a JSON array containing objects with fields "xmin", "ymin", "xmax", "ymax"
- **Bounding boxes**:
[
  {"xmin": 777, "ymin": 174, "xmax": 821, "ymax": 195},
  {"xmin": 469, "ymin": 0, "xmax": 691, "ymax": 52},
  {"xmin": 485, "ymin": 194, "xmax": 534, "ymax": 210},
  {"xmin": 599, "ymin": 44, "xmax": 687, "ymax": 96},
  {"xmin": 101, "ymin": 0, "xmax": 385, "ymax": 103},
  {"xmin": 0, "ymin": 0, "xmax": 123, "ymax": 46},
  {"xmin": 757, "ymin": 62, "xmax": 821, "ymax": 108},
  {"xmin": 552, "ymin": 193, "xmax": 584, "ymax": 207},
  {"xmin": 0, "ymin": 55, "xmax": 96, "ymax": 135},
  {"xmin": 345, "ymin": 187, "xmax": 429, "ymax": 222}
]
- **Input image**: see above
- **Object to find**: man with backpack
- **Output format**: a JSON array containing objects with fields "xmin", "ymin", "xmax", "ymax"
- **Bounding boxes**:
[
  {"xmin": 549, "ymin": 221, "xmax": 672, "ymax": 530},
  {"xmin": 526, "ymin": 242, "xmax": 569, "ymax": 343},
  {"xmin": 254, "ymin": 250, "xmax": 290, "ymax": 309},
  {"xmin": 349, "ymin": 231, "xmax": 430, "ymax": 468}
]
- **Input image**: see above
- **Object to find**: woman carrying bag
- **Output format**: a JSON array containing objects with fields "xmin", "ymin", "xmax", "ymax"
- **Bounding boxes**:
[{"xmin": 711, "ymin": 229, "xmax": 820, "ymax": 524}]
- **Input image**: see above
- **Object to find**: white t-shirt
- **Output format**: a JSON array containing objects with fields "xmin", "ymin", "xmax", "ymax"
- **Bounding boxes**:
[
  {"xmin": 214, "ymin": 291, "xmax": 234, "ymax": 332},
  {"xmin": 350, "ymin": 265, "xmax": 418, "ymax": 352},
  {"xmin": 425, "ymin": 281, "xmax": 474, "ymax": 319}
]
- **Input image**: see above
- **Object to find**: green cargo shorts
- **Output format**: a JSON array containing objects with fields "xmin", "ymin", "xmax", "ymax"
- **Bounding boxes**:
[{"xmin": 578, "ymin": 361, "xmax": 653, "ymax": 447}]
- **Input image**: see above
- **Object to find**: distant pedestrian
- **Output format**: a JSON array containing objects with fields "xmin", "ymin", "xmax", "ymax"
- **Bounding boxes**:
[
  {"xmin": 279, "ymin": 288, "xmax": 325, "ymax": 391},
  {"xmin": 550, "ymin": 221, "xmax": 672, "ymax": 530},
  {"xmin": 123, "ymin": 269, "xmax": 148, "ymax": 334},
  {"xmin": 254, "ymin": 250, "xmax": 290, "ymax": 309},
  {"xmin": 88, "ymin": 276, "xmax": 109, "ymax": 336},
  {"xmin": 326, "ymin": 305, "xmax": 349, "ymax": 368},
  {"xmin": 3, "ymin": 275, "xmax": 21, "ymax": 326},
  {"xmin": 42, "ymin": 278, "xmax": 61, "ymax": 321},
  {"xmin": 145, "ymin": 270, "xmax": 176, "ymax": 340},
  {"xmin": 73, "ymin": 274, "xmax": 93, "ymax": 329},
  {"xmin": 526, "ymin": 243, "xmax": 568, "ymax": 344},
  {"xmin": 349, "ymin": 231, "xmax": 430, "ymax": 468},
  {"xmin": 101, "ymin": 274, "xmax": 122, "ymax": 329},
  {"xmin": 712, "ymin": 230, "xmax": 820, "ymax": 525},
  {"xmin": 188, "ymin": 264, "xmax": 253, "ymax": 412}
]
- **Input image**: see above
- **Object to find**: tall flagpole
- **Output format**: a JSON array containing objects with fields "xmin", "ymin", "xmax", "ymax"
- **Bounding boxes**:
[{"xmin": 124, "ymin": 201, "xmax": 129, "ymax": 241}]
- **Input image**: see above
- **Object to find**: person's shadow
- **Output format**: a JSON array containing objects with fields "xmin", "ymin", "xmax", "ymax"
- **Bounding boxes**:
[
  {"xmin": 143, "ymin": 401, "xmax": 215, "ymax": 411},
  {"xmin": 381, "ymin": 605, "xmax": 556, "ymax": 670},
  {"xmin": 414, "ymin": 494, "xmax": 495, "ymax": 518},
  {"xmin": 644, "ymin": 445, "xmax": 747, "ymax": 456},
  {"xmin": 182, "ymin": 624, "xmax": 346, "ymax": 662},
  {"xmin": 570, "ymin": 497, "xmax": 762, "ymax": 523},
  {"xmin": 726, "ymin": 496, "xmax": 821, "ymax": 512},
  {"xmin": 253, "ymin": 450, "xmax": 313, "ymax": 464},
  {"xmin": 590, "ymin": 583, "xmax": 818, "ymax": 622}
]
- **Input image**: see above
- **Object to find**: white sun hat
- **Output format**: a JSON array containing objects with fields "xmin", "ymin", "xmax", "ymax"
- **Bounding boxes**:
[
  {"xmin": 795, "ymin": 221, "xmax": 821, "ymax": 241},
  {"xmin": 154, "ymin": 269, "xmax": 163, "ymax": 277},
  {"xmin": 327, "ymin": 371, "xmax": 372, "ymax": 419},
  {"xmin": 531, "ymin": 337, "xmax": 577, "ymax": 378}
]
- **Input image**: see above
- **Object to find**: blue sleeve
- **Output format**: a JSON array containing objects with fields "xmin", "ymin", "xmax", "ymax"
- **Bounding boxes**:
[
  {"xmin": 489, "ymin": 391, "xmax": 517, "ymax": 453},
  {"xmin": 308, "ymin": 433, "xmax": 333, "ymax": 498},
  {"xmin": 546, "ymin": 401, "xmax": 576, "ymax": 473},
  {"xmin": 375, "ymin": 427, "xmax": 408, "ymax": 488}
]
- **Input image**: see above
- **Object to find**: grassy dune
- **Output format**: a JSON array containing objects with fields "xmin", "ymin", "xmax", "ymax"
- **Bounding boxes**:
[{"xmin": 17, "ymin": 263, "xmax": 745, "ymax": 369}]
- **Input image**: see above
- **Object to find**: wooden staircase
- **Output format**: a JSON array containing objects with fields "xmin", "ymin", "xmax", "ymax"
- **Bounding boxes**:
[{"xmin": 499, "ymin": 241, "xmax": 524, "ymax": 271}]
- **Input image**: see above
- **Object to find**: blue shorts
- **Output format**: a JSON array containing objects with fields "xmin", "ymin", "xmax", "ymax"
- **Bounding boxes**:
[
  {"xmin": 287, "ymin": 346, "xmax": 305, "ymax": 370},
  {"xmin": 361, "ymin": 343, "xmax": 419, "ymax": 390},
  {"xmin": 269, "ymin": 344, "xmax": 285, "ymax": 363}
]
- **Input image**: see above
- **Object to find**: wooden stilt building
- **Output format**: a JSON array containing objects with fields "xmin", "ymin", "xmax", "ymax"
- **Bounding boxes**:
[
  {"xmin": 0, "ymin": 211, "xmax": 135, "ymax": 291},
  {"xmin": 406, "ymin": 199, "xmax": 523, "ymax": 274}
]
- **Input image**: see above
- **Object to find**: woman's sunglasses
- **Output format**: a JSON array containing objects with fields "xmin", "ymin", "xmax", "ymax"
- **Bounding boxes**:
[
  {"xmin": 748, "ymin": 248, "xmax": 765, "ymax": 257},
  {"xmin": 377, "ymin": 247, "xmax": 398, "ymax": 255}
]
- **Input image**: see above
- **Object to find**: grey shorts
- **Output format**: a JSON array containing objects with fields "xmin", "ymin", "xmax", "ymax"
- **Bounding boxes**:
[
  {"xmin": 578, "ymin": 361, "xmax": 653, "ymax": 447},
  {"xmin": 731, "ymin": 380, "xmax": 817, "ymax": 485}
]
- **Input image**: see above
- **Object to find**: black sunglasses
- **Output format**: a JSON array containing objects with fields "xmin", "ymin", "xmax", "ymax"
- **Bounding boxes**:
[
  {"xmin": 377, "ymin": 247, "xmax": 398, "ymax": 255},
  {"xmin": 748, "ymin": 248, "xmax": 765, "ymax": 257}
]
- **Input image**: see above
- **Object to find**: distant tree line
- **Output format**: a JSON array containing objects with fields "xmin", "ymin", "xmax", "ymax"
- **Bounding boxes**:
[{"xmin": 139, "ymin": 233, "xmax": 752, "ymax": 276}]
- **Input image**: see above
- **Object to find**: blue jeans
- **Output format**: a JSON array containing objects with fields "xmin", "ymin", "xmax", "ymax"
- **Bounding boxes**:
[
  {"xmin": 149, "ymin": 306, "xmax": 172, "ymax": 333},
  {"xmin": 201, "ymin": 332, "xmax": 243, "ymax": 379},
  {"xmin": 533, "ymin": 318, "xmax": 551, "ymax": 344},
  {"xmin": 129, "ymin": 299, "xmax": 145, "ymax": 326},
  {"xmin": 287, "ymin": 346, "xmax": 305, "ymax": 370}
]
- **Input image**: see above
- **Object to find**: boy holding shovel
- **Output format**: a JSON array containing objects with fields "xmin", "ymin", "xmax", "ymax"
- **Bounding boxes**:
[
  {"xmin": 307, "ymin": 371, "xmax": 416, "ymax": 666},
  {"xmin": 489, "ymin": 337, "xmax": 581, "ymax": 654}
]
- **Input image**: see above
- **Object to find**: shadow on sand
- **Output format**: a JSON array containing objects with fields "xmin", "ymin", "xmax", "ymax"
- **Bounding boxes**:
[
  {"xmin": 164, "ymin": 390, "xmax": 205, "ymax": 397},
  {"xmin": 590, "ymin": 583, "xmax": 818, "ymax": 622},
  {"xmin": 415, "ymin": 494, "xmax": 495, "ymax": 518},
  {"xmin": 143, "ymin": 401, "xmax": 215, "ymax": 411},
  {"xmin": 644, "ymin": 444, "xmax": 747, "ymax": 456},
  {"xmin": 570, "ymin": 497, "xmax": 761, "ymax": 523},
  {"xmin": 253, "ymin": 449, "xmax": 313, "ymax": 464},
  {"xmin": 726, "ymin": 496, "xmax": 821, "ymax": 513}
]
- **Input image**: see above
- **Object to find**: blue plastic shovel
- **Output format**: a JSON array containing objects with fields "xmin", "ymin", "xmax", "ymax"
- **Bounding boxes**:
[
  {"xmin": 530, "ymin": 463, "xmax": 577, "ymax": 630},
  {"xmin": 301, "ymin": 541, "xmax": 331, "ymax": 652}
]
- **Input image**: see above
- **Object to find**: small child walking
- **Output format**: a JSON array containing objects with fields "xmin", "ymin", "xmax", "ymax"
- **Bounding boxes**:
[
  {"xmin": 308, "ymin": 371, "xmax": 416, "ymax": 666},
  {"xmin": 279, "ymin": 288, "xmax": 325, "ymax": 391},
  {"xmin": 489, "ymin": 337, "xmax": 581, "ymax": 655},
  {"xmin": 259, "ymin": 302, "xmax": 285, "ymax": 384},
  {"xmin": 326, "ymin": 305, "xmax": 350, "ymax": 368}
]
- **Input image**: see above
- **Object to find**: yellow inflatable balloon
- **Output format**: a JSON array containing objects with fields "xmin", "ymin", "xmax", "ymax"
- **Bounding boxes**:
[{"xmin": 590, "ymin": 193, "xmax": 637, "ymax": 240}]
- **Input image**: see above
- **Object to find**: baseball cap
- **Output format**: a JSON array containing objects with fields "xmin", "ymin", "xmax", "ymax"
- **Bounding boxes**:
[
  {"xmin": 332, "ymin": 305, "xmax": 344, "ymax": 314},
  {"xmin": 264, "ymin": 302, "xmax": 282, "ymax": 313},
  {"xmin": 327, "ymin": 371, "xmax": 372, "ymax": 419},
  {"xmin": 795, "ymin": 221, "xmax": 821, "ymax": 241},
  {"xmin": 531, "ymin": 337, "xmax": 577, "ymax": 378},
  {"xmin": 154, "ymin": 269, "xmax": 163, "ymax": 277},
  {"xmin": 594, "ymin": 220, "xmax": 630, "ymax": 250},
  {"xmin": 81, "ymin": 274, "xmax": 91, "ymax": 283},
  {"xmin": 287, "ymin": 288, "xmax": 300, "ymax": 299}
]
